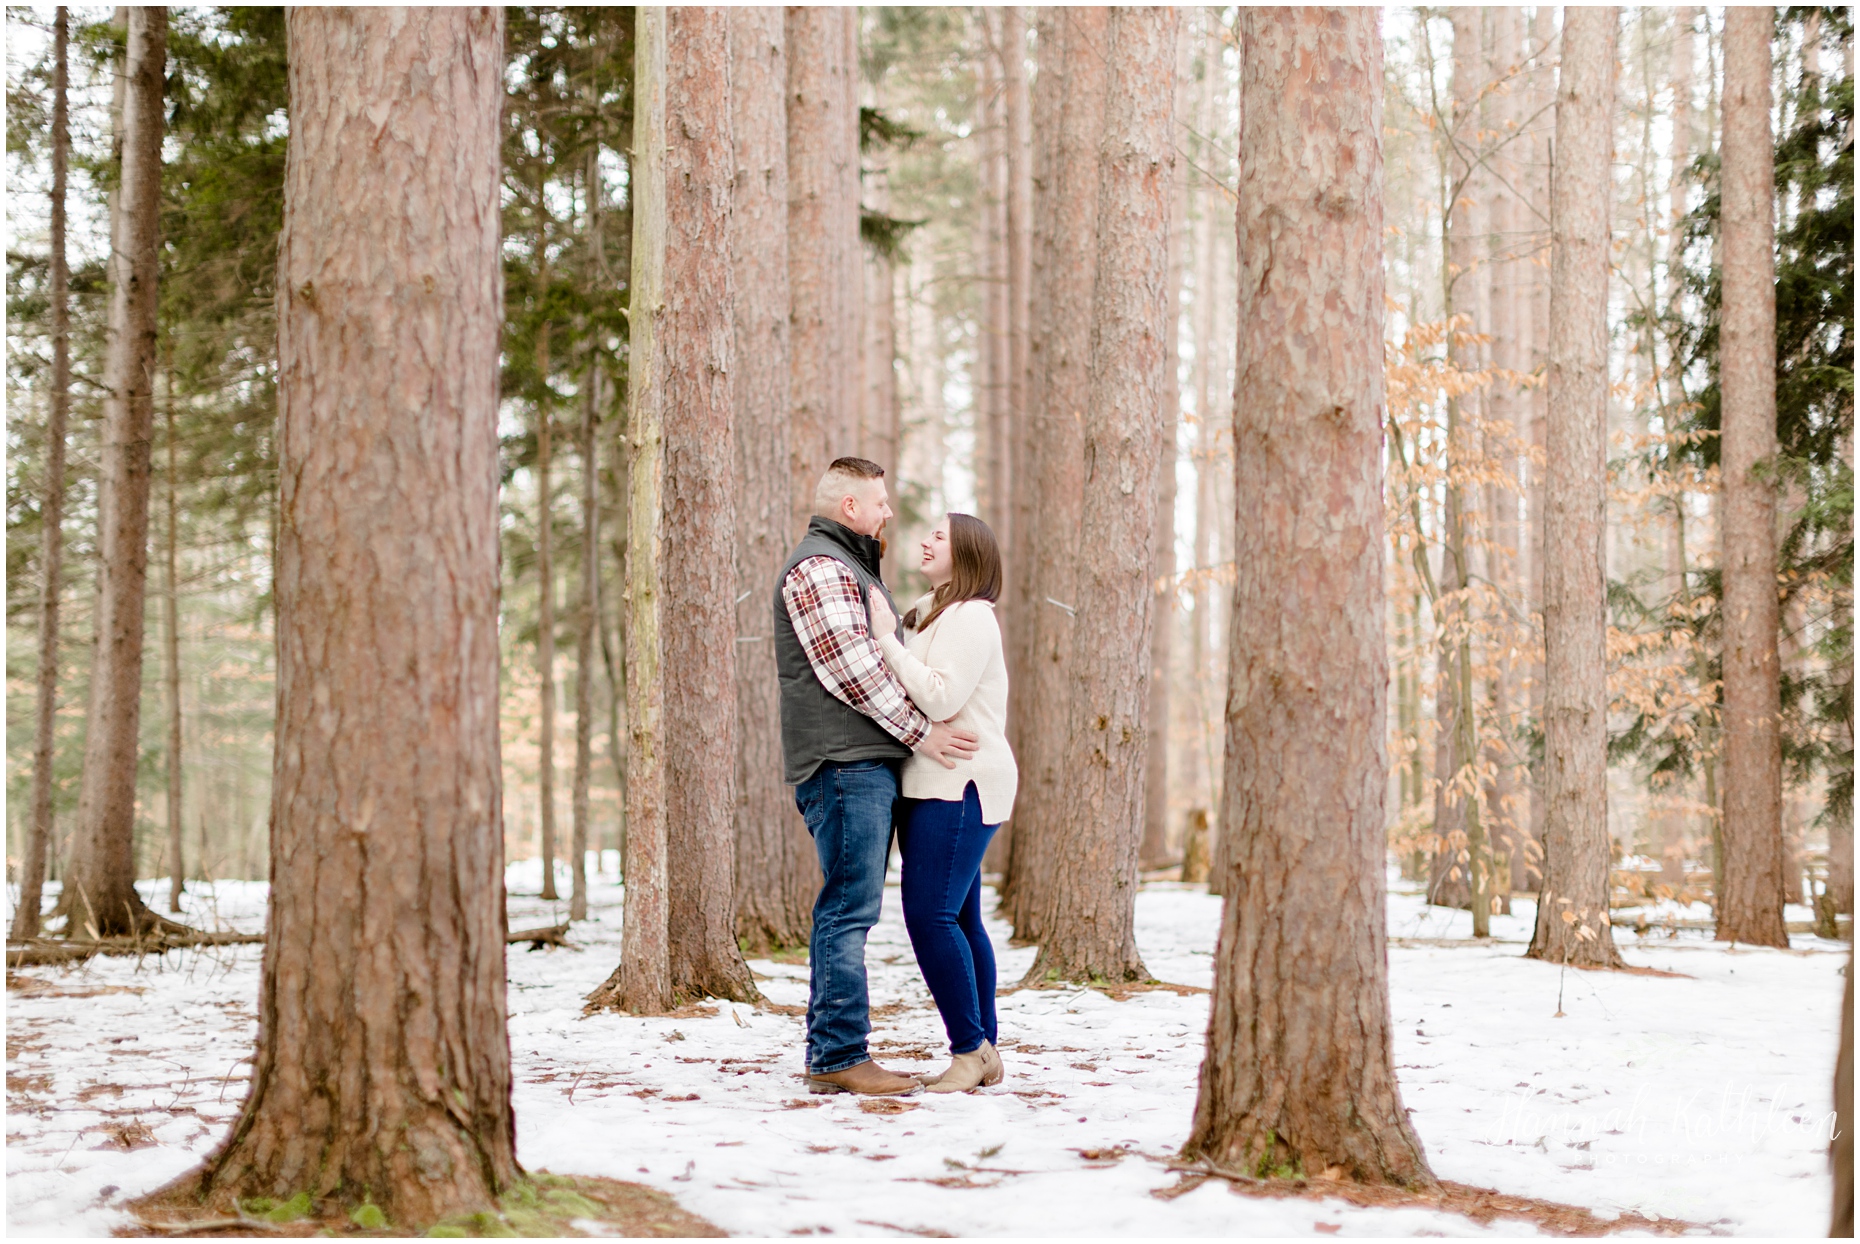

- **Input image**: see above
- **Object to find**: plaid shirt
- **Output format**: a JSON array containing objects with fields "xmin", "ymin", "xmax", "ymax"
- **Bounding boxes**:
[{"xmin": 781, "ymin": 555, "xmax": 930, "ymax": 750}]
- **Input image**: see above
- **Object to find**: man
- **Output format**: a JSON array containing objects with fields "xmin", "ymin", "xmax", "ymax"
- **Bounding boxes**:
[{"xmin": 774, "ymin": 457, "xmax": 978, "ymax": 1095}]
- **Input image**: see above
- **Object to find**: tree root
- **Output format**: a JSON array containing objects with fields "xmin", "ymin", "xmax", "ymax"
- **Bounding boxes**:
[{"xmin": 1158, "ymin": 1163, "xmax": 1706, "ymax": 1235}]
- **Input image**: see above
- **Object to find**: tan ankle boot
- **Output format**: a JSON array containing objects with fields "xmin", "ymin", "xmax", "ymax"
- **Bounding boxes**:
[
  {"xmin": 979, "ymin": 1040, "xmax": 1004, "ymax": 1087},
  {"xmin": 806, "ymin": 1059, "xmax": 920, "ymax": 1096},
  {"xmin": 926, "ymin": 1047, "xmax": 991, "ymax": 1094}
]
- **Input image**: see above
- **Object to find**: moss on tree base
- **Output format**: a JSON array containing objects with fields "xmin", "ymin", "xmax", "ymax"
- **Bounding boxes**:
[{"xmin": 125, "ymin": 1171, "xmax": 724, "ymax": 1238}]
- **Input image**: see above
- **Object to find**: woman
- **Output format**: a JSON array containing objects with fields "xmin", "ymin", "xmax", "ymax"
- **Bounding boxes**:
[{"xmin": 865, "ymin": 513, "xmax": 1017, "ymax": 1094}]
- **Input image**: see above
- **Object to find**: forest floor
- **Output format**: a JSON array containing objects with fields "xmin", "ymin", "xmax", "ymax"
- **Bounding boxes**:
[{"xmin": 6, "ymin": 862, "xmax": 1845, "ymax": 1238}]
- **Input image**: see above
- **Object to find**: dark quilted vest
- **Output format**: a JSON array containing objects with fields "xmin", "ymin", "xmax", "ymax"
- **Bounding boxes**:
[{"xmin": 773, "ymin": 517, "xmax": 911, "ymax": 785}]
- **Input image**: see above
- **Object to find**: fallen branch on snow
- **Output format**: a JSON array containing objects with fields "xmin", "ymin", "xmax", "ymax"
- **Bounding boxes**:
[
  {"xmin": 508, "ymin": 922, "xmax": 573, "ymax": 949},
  {"xmin": 7, "ymin": 930, "xmax": 263, "ymax": 969}
]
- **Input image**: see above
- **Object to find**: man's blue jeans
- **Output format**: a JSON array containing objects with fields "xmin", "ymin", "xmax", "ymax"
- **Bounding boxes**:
[{"xmin": 793, "ymin": 758, "xmax": 898, "ymax": 1075}]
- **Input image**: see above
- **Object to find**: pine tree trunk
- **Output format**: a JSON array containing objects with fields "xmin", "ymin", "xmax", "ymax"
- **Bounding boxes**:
[
  {"xmin": 1428, "ymin": 6, "xmax": 1491, "ymax": 932},
  {"xmin": 1001, "ymin": 5, "xmax": 1062, "ymax": 888},
  {"xmin": 570, "ymin": 358, "xmax": 599, "ymax": 922},
  {"xmin": 989, "ymin": 6, "xmax": 1033, "ymax": 877},
  {"xmin": 1205, "ymin": 18, "xmax": 1243, "ymax": 900},
  {"xmin": 1184, "ymin": 8, "xmax": 1222, "ymax": 836},
  {"xmin": 1024, "ymin": 5, "xmax": 1175, "ymax": 986},
  {"xmin": 979, "ymin": 15, "xmax": 1014, "ymax": 544},
  {"xmin": 164, "ymin": 374, "xmax": 185, "ymax": 913},
  {"xmin": 1526, "ymin": 5, "xmax": 1625, "ymax": 970},
  {"xmin": 15, "ymin": 7, "xmax": 72, "ymax": 943},
  {"xmin": 590, "ymin": 6, "xmax": 673, "ymax": 1014},
  {"xmin": 1184, "ymin": 8, "xmax": 1433, "ymax": 1187},
  {"xmin": 59, "ymin": 7, "xmax": 167, "ymax": 938},
  {"xmin": 1525, "ymin": 4, "xmax": 1556, "ymax": 884},
  {"xmin": 659, "ymin": 5, "xmax": 756, "ymax": 1005},
  {"xmin": 537, "ymin": 314, "xmax": 559, "ymax": 902},
  {"xmin": 1715, "ymin": 7, "xmax": 1787, "ymax": 948},
  {"xmin": 1484, "ymin": 6, "xmax": 1524, "ymax": 911},
  {"xmin": 1140, "ymin": 20, "xmax": 1190, "ymax": 874},
  {"xmin": 730, "ymin": 7, "xmax": 816, "ymax": 954},
  {"xmin": 785, "ymin": 6, "xmax": 859, "ymax": 529},
  {"xmin": 1001, "ymin": 0, "xmax": 1032, "ymax": 661},
  {"xmin": 192, "ymin": 9, "xmax": 515, "ymax": 1223},
  {"xmin": 1001, "ymin": 6, "xmax": 1108, "ymax": 945}
]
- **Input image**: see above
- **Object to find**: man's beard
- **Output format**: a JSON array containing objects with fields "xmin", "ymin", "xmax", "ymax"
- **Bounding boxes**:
[{"xmin": 875, "ymin": 519, "xmax": 888, "ymax": 558}]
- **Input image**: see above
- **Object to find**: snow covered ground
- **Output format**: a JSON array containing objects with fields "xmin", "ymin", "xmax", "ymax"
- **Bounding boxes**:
[{"xmin": 6, "ymin": 861, "xmax": 1847, "ymax": 1237}]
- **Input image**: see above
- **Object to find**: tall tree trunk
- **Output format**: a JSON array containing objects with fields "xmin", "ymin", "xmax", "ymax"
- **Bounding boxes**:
[
  {"xmin": 730, "ymin": 7, "xmax": 816, "ymax": 953},
  {"xmin": 1001, "ymin": 7, "xmax": 1108, "ymax": 944},
  {"xmin": 1140, "ymin": 18, "xmax": 1191, "ymax": 874},
  {"xmin": 1715, "ymin": 7, "xmax": 1787, "ymax": 948},
  {"xmin": 537, "ymin": 295, "xmax": 559, "ymax": 902},
  {"xmin": 1526, "ymin": 5, "xmax": 1625, "ymax": 970},
  {"xmin": 1525, "ymin": 3, "xmax": 1556, "ymax": 884},
  {"xmin": 989, "ymin": 6, "xmax": 1033, "ymax": 877},
  {"xmin": 570, "ymin": 357, "xmax": 599, "ymax": 922},
  {"xmin": 1001, "ymin": 5, "xmax": 1061, "ymax": 884},
  {"xmin": 658, "ymin": 5, "xmax": 756, "ymax": 1005},
  {"xmin": 1024, "ymin": 5, "xmax": 1175, "ymax": 986},
  {"xmin": 191, "ymin": 9, "xmax": 515, "ymax": 1223},
  {"xmin": 1488, "ymin": 4, "xmax": 1531, "ymax": 902},
  {"xmin": 15, "ymin": 7, "xmax": 72, "ymax": 943},
  {"xmin": 1001, "ymin": 0, "xmax": 1032, "ymax": 643},
  {"xmin": 785, "ymin": 5, "xmax": 859, "ymax": 530},
  {"xmin": 59, "ymin": 7, "xmax": 167, "ymax": 938},
  {"xmin": 1184, "ymin": 7, "xmax": 1222, "ymax": 841},
  {"xmin": 978, "ymin": 15, "xmax": 1009, "ymax": 535},
  {"xmin": 1205, "ymin": 15, "xmax": 1244, "ymax": 899},
  {"xmin": 1428, "ymin": 6, "xmax": 1491, "ymax": 932},
  {"xmin": 163, "ymin": 371, "xmax": 185, "ymax": 913},
  {"xmin": 590, "ymin": 6, "xmax": 673, "ymax": 1014},
  {"xmin": 1184, "ymin": 7, "xmax": 1433, "ymax": 1188}
]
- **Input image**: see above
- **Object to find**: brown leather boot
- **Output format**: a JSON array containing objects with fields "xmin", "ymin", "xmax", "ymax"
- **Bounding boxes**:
[{"xmin": 806, "ymin": 1059, "xmax": 921, "ymax": 1096}]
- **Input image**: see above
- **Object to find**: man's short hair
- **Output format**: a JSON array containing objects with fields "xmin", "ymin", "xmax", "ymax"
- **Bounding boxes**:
[{"xmin": 814, "ymin": 457, "xmax": 886, "ymax": 516}]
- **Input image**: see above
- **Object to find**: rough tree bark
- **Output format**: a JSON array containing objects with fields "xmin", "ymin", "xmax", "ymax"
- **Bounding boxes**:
[
  {"xmin": 589, "ymin": 6, "xmax": 673, "ymax": 1014},
  {"xmin": 658, "ymin": 5, "xmax": 756, "ymax": 1005},
  {"xmin": 163, "ymin": 372, "xmax": 185, "ymax": 913},
  {"xmin": 536, "ymin": 261, "xmax": 559, "ymax": 903},
  {"xmin": 1481, "ymin": 6, "xmax": 1523, "ymax": 910},
  {"xmin": 1526, "ymin": 5, "xmax": 1625, "ymax": 970},
  {"xmin": 189, "ymin": 8, "xmax": 516, "ymax": 1224},
  {"xmin": 977, "ymin": 15, "xmax": 1006, "ymax": 532},
  {"xmin": 1183, "ymin": 7, "xmax": 1433, "ymax": 1188},
  {"xmin": 570, "ymin": 357, "xmax": 599, "ymax": 922},
  {"xmin": 1428, "ymin": 5, "xmax": 1492, "ymax": 931},
  {"xmin": 58, "ymin": 7, "xmax": 168, "ymax": 938},
  {"xmin": 986, "ymin": 6, "xmax": 1033, "ymax": 876},
  {"xmin": 15, "ymin": 6, "xmax": 72, "ymax": 943},
  {"xmin": 1024, "ymin": 6, "xmax": 1175, "ymax": 986},
  {"xmin": 1002, "ymin": 1, "xmax": 1032, "ymax": 632},
  {"xmin": 1000, "ymin": 5, "xmax": 1062, "ymax": 885},
  {"xmin": 785, "ymin": 5, "xmax": 859, "ymax": 530},
  {"xmin": 1714, "ymin": 6, "xmax": 1788, "ymax": 949},
  {"xmin": 1525, "ymin": 4, "xmax": 1556, "ymax": 880},
  {"xmin": 1140, "ymin": 18, "xmax": 1191, "ymax": 874},
  {"xmin": 730, "ymin": 7, "xmax": 818, "ymax": 953},
  {"xmin": 1001, "ymin": 6, "xmax": 1108, "ymax": 945}
]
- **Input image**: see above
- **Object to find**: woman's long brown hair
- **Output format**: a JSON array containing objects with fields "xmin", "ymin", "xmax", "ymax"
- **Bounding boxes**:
[{"xmin": 903, "ymin": 513, "xmax": 1002, "ymax": 632}]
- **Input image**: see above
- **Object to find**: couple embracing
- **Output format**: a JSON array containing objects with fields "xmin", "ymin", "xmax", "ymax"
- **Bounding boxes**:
[{"xmin": 774, "ymin": 456, "xmax": 1017, "ymax": 1097}]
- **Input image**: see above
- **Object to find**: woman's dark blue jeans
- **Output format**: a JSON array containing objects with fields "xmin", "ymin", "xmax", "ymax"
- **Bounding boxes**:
[{"xmin": 898, "ymin": 781, "xmax": 999, "ymax": 1056}]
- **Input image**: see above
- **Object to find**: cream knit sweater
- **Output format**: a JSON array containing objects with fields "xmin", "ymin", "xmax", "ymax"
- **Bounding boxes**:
[{"xmin": 877, "ymin": 596, "xmax": 1018, "ymax": 823}]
